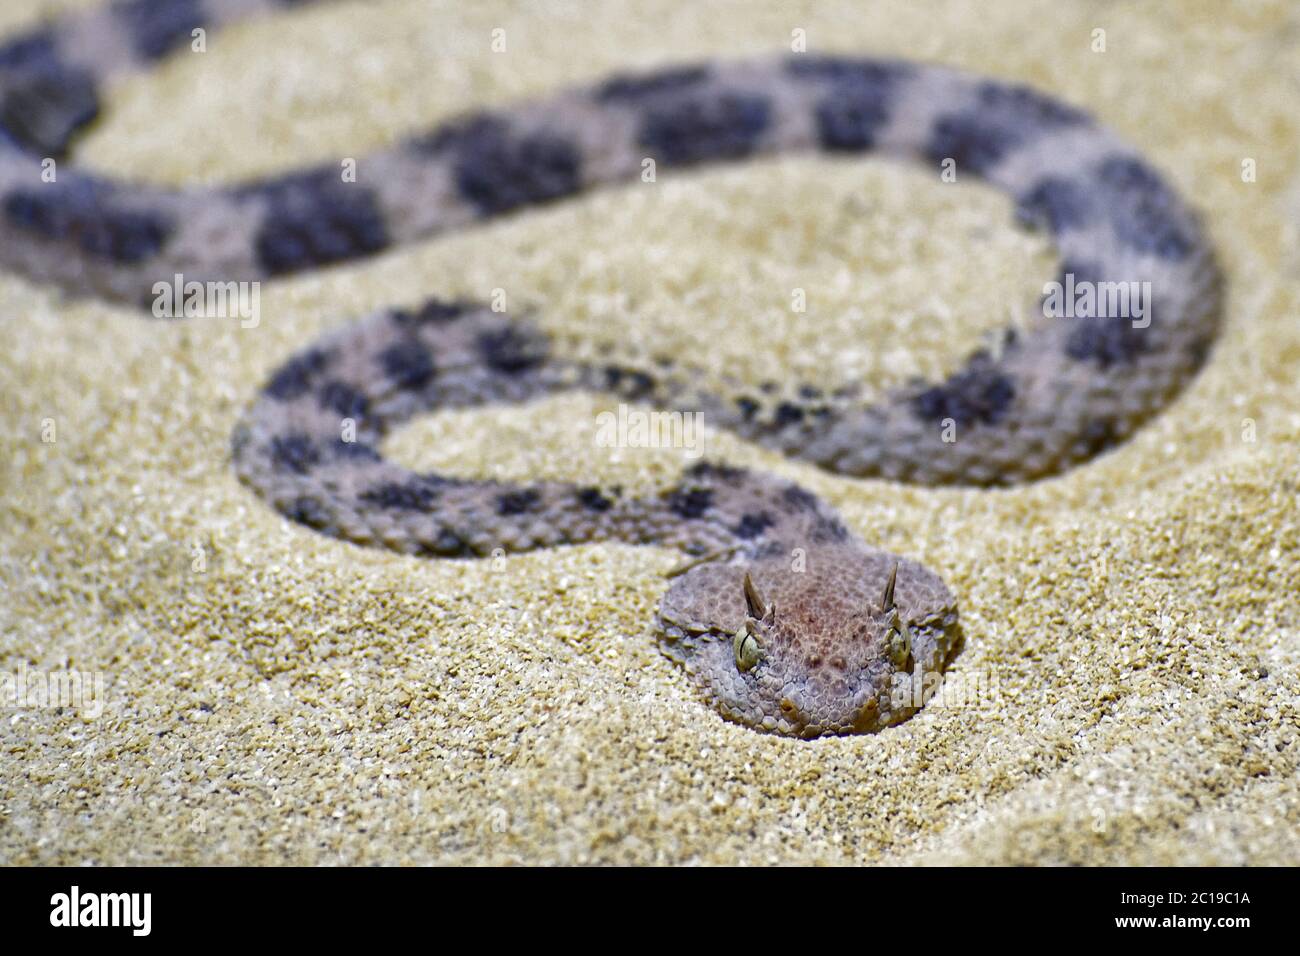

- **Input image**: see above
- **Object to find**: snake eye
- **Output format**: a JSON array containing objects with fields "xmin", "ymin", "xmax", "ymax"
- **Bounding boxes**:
[
  {"xmin": 887, "ymin": 619, "xmax": 913, "ymax": 668},
  {"xmin": 733, "ymin": 626, "xmax": 762, "ymax": 672}
]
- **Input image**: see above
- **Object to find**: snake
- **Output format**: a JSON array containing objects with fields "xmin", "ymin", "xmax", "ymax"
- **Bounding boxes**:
[{"xmin": 0, "ymin": 0, "xmax": 1222, "ymax": 737}]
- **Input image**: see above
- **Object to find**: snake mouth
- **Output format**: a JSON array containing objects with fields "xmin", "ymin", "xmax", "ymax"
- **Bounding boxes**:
[
  {"xmin": 775, "ymin": 669, "xmax": 904, "ymax": 737},
  {"xmin": 766, "ymin": 686, "xmax": 865, "ymax": 738}
]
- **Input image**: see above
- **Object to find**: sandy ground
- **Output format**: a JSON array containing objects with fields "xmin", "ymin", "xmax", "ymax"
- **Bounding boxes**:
[{"xmin": 1, "ymin": 0, "xmax": 1297, "ymax": 865}]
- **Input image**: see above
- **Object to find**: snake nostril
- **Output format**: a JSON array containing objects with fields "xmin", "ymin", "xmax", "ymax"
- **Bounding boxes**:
[
  {"xmin": 855, "ymin": 696, "xmax": 881, "ymax": 730},
  {"xmin": 779, "ymin": 697, "xmax": 797, "ymax": 715}
]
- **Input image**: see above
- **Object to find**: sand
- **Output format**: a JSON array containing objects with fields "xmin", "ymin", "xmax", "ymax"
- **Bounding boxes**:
[{"xmin": 1, "ymin": 0, "xmax": 1297, "ymax": 865}]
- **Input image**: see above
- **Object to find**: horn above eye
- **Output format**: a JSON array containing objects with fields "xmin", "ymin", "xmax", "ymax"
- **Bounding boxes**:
[
  {"xmin": 742, "ymin": 572, "xmax": 767, "ymax": 620},
  {"xmin": 879, "ymin": 563, "xmax": 898, "ymax": 613}
]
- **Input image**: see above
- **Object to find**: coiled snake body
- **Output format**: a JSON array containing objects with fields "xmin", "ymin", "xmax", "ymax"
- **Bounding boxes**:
[{"xmin": 0, "ymin": 0, "xmax": 1221, "ymax": 736}]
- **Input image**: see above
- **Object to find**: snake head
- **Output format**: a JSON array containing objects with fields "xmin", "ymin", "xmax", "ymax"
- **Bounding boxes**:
[
  {"xmin": 729, "ymin": 566, "xmax": 911, "ymax": 736},
  {"xmin": 658, "ymin": 551, "xmax": 956, "ymax": 738}
]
